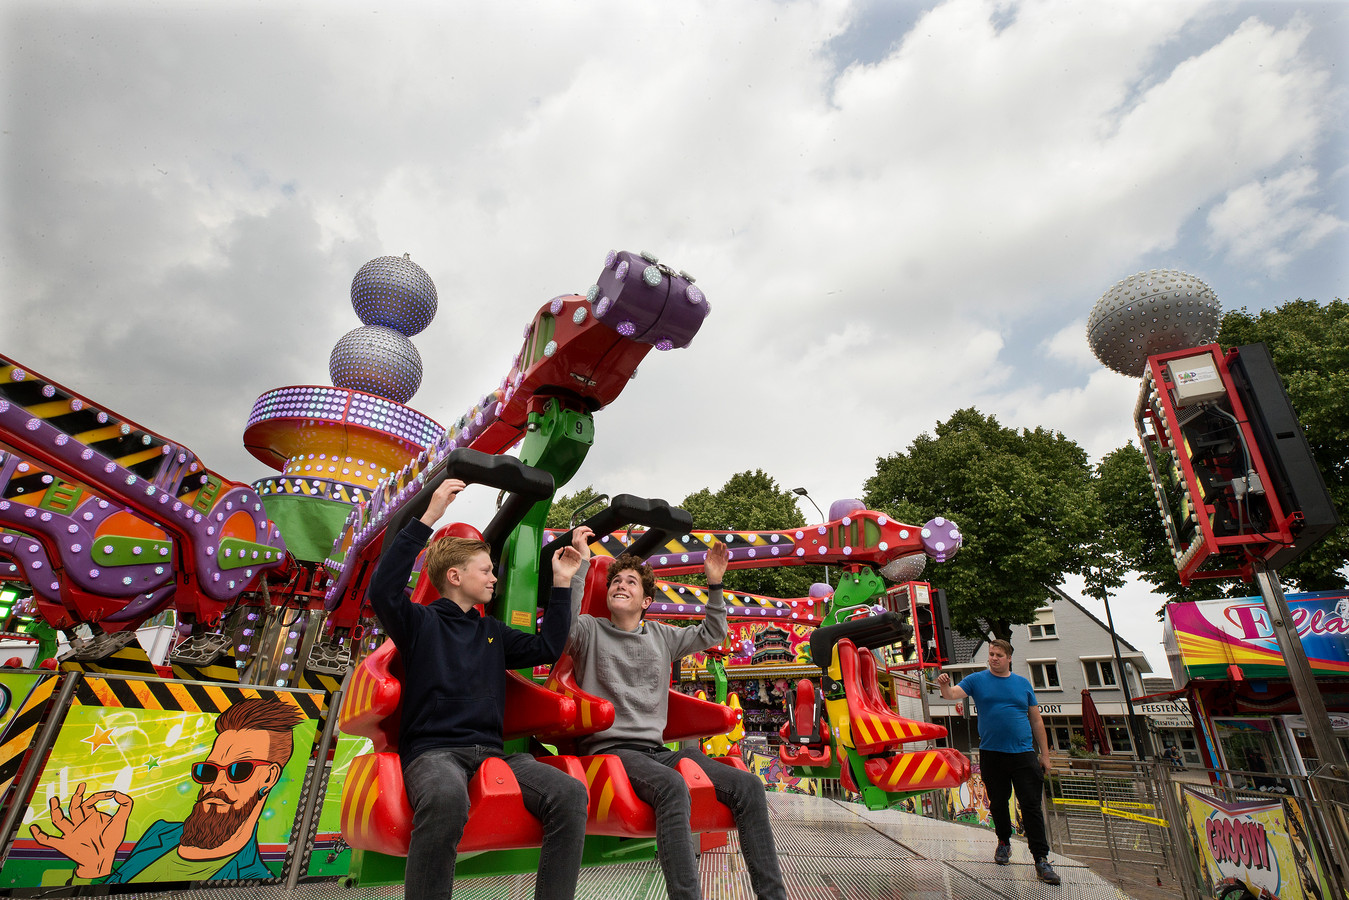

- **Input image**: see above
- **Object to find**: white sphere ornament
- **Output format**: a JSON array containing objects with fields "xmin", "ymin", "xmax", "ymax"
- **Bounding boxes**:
[
  {"xmin": 350, "ymin": 254, "xmax": 438, "ymax": 337},
  {"xmin": 329, "ymin": 326, "xmax": 423, "ymax": 403},
  {"xmin": 1087, "ymin": 269, "xmax": 1221, "ymax": 376},
  {"xmin": 879, "ymin": 553, "xmax": 927, "ymax": 583}
]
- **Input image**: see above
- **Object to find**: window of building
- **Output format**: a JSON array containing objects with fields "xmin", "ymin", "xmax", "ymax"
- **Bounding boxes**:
[
  {"xmin": 1105, "ymin": 717, "xmax": 1133, "ymax": 754},
  {"xmin": 1028, "ymin": 660, "xmax": 1060, "ymax": 691},
  {"xmin": 1028, "ymin": 607, "xmax": 1057, "ymax": 640},
  {"xmin": 1051, "ymin": 722, "xmax": 1072, "ymax": 752},
  {"xmin": 1082, "ymin": 658, "xmax": 1117, "ymax": 688}
]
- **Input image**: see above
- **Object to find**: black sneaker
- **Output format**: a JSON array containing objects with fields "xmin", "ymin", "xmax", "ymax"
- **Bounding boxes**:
[
  {"xmin": 994, "ymin": 841, "xmax": 1011, "ymax": 865},
  {"xmin": 1035, "ymin": 857, "xmax": 1061, "ymax": 885}
]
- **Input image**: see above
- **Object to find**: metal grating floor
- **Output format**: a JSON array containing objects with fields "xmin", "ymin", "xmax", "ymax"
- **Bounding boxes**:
[{"xmin": 94, "ymin": 794, "xmax": 1139, "ymax": 900}]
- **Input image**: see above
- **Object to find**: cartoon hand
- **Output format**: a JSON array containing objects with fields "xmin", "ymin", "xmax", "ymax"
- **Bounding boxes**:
[
  {"xmin": 704, "ymin": 540, "xmax": 729, "ymax": 583},
  {"xmin": 28, "ymin": 782, "xmax": 134, "ymax": 878}
]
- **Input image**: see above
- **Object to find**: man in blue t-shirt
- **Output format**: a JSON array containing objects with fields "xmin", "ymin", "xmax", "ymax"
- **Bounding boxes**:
[{"xmin": 938, "ymin": 639, "xmax": 1060, "ymax": 885}]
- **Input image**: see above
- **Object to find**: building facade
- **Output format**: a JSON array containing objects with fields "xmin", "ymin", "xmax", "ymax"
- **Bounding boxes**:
[{"xmin": 929, "ymin": 587, "xmax": 1154, "ymax": 758}]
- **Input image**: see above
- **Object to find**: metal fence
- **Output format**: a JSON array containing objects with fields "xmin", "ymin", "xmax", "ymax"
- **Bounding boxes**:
[
  {"xmin": 1044, "ymin": 759, "xmax": 1179, "ymax": 886},
  {"xmin": 1041, "ymin": 759, "xmax": 1349, "ymax": 900}
]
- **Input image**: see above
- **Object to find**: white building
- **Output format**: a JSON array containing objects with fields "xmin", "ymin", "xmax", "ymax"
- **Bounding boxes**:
[{"xmin": 928, "ymin": 586, "xmax": 1155, "ymax": 758}]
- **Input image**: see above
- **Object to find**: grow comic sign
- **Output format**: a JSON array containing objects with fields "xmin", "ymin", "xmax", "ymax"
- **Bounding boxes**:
[{"xmin": 1180, "ymin": 787, "xmax": 1324, "ymax": 900}]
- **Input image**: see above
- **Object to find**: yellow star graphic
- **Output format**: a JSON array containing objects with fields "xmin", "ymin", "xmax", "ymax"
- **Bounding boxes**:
[{"xmin": 82, "ymin": 725, "xmax": 116, "ymax": 752}]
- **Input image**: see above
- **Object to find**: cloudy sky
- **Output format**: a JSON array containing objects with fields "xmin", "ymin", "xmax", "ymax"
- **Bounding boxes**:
[{"xmin": 3, "ymin": 0, "xmax": 1345, "ymax": 670}]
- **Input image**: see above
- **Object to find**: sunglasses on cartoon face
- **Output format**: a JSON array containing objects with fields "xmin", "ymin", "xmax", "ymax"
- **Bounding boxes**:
[{"xmin": 191, "ymin": 758, "xmax": 273, "ymax": 784}]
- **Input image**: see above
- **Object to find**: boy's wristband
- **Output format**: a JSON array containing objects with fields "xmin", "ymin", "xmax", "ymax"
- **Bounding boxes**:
[{"xmin": 707, "ymin": 582, "xmax": 723, "ymax": 590}]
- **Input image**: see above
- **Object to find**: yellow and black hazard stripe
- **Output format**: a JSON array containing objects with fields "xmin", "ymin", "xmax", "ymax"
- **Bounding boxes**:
[
  {"xmin": 0, "ymin": 674, "xmax": 57, "ymax": 799},
  {"xmin": 170, "ymin": 660, "xmax": 241, "ymax": 684},
  {"xmin": 0, "ymin": 360, "xmax": 171, "ymax": 484},
  {"xmin": 59, "ymin": 642, "xmax": 160, "ymax": 679},
  {"xmin": 72, "ymin": 676, "xmax": 325, "ymax": 720},
  {"xmin": 298, "ymin": 669, "xmax": 342, "ymax": 701}
]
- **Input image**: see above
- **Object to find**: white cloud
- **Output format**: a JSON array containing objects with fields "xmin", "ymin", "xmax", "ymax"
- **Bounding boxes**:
[
  {"xmin": 1207, "ymin": 166, "xmax": 1347, "ymax": 272},
  {"xmin": 0, "ymin": 0, "xmax": 1344, "ymax": 670}
]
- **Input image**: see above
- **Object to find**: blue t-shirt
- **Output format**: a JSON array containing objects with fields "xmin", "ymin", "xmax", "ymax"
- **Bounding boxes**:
[{"xmin": 960, "ymin": 669, "xmax": 1037, "ymax": 753}]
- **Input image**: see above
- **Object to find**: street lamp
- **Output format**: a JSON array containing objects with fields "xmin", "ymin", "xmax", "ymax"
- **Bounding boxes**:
[{"xmin": 791, "ymin": 487, "xmax": 829, "ymax": 585}]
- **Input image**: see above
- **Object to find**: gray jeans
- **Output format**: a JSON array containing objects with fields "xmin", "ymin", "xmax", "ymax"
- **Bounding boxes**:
[
  {"xmin": 613, "ymin": 748, "xmax": 786, "ymax": 900},
  {"xmin": 401, "ymin": 746, "xmax": 588, "ymax": 900}
]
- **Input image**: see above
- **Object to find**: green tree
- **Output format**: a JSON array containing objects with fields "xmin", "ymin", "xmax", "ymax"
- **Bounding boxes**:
[
  {"xmin": 1219, "ymin": 299, "xmax": 1348, "ymax": 591},
  {"xmin": 679, "ymin": 470, "xmax": 823, "ymax": 599},
  {"xmin": 545, "ymin": 485, "xmax": 605, "ymax": 529},
  {"xmin": 863, "ymin": 408, "xmax": 1098, "ymax": 642}
]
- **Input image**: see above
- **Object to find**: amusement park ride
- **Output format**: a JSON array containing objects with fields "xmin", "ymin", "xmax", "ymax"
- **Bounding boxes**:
[{"xmin": 0, "ymin": 249, "xmax": 971, "ymax": 889}]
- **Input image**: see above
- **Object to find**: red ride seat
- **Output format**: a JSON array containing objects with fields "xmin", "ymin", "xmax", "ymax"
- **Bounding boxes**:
[
  {"xmin": 778, "ymin": 678, "xmax": 831, "ymax": 767},
  {"xmin": 337, "ymin": 522, "xmax": 588, "ymax": 857},
  {"xmin": 833, "ymin": 639, "xmax": 947, "ymax": 755},
  {"xmin": 552, "ymin": 554, "xmax": 743, "ymax": 839}
]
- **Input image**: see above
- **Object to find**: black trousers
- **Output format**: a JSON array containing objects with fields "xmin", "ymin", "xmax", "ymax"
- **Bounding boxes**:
[{"xmin": 979, "ymin": 749, "xmax": 1049, "ymax": 858}]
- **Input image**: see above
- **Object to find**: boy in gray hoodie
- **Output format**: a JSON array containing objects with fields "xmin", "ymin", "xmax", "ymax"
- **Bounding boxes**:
[{"xmin": 565, "ymin": 531, "xmax": 785, "ymax": 900}]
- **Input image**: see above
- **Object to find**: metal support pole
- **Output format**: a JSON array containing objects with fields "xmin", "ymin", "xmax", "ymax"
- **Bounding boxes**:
[
  {"xmin": 1251, "ymin": 561, "xmax": 1349, "ymax": 873},
  {"xmin": 1251, "ymin": 563, "xmax": 1348, "ymax": 776},
  {"xmin": 0, "ymin": 671, "xmax": 82, "ymax": 866},
  {"xmin": 1101, "ymin": 591, "xmax": 1150, "ymax": 758},
  {"xmin": 791, "ymin": 487, "xmax": 830, "ymax": 585},
  {"xmin": 285, "ymin": 672, "xmax": 351, "ymax": 889}
]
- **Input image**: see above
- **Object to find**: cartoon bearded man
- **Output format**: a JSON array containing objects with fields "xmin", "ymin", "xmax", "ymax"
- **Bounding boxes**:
[{"xmin": 31, "ymin": 697, "xmax": 303, "ymax": 883}]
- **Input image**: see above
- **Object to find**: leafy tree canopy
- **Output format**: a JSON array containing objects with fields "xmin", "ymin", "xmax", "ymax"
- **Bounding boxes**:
[
  {"xmin": 863, "ymin": 408, "xmax": 1099, "ymax": 642},
  {"xmin": 680, "ymin": 469, "xmax": 822, "ymax": 599},
  {"xmin": 545, "ymin": 485, "xmax": 606, "ymax": 529}
]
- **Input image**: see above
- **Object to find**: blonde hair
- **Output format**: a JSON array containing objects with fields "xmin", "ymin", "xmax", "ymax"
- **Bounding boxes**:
[{"xmin": 424, "ymin": 536, "xmax": 491, "ymax": 597}]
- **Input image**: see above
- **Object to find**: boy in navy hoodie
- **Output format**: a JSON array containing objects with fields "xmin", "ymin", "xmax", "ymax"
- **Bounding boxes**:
[{"xmin": 369, "ymin": 478, "xmax": 588, "ymax": 900}]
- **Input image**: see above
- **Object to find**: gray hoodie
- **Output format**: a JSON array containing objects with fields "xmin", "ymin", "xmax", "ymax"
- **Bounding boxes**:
[{"xmin": 565, "ymin": 559, "xmax": 727, "ymax": 754}]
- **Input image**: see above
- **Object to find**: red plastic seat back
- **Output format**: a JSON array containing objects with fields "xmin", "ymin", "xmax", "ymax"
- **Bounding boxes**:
[
  {"xmin": 339, "ymin": 641, "xmax": 404, "ymax": 752},
  {"xmin": 788, "ymin": 678, "xmax": 823, "ymax": 743},
  {"xmin": 856, "ymin": 647, "xmax": 888, "ymax": 709},
  {"xmin": 581, "ymin": 555, "xmax": 615, "ymax": 617}
]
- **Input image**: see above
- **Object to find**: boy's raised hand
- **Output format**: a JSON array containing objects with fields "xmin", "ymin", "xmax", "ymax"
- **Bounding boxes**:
[
  {"xmin": 704, "ymin": 539, "xmax": 729, "ymax": 583},
  {"xmin": 420, "ymin": 478, "xmax": 467, "ymax": 527},
  {"xmin": 570, "ymin": 526, "xmax": 594, "ymax": 563},
  {"xmin": 553, "ymin": 543, "xmax": 585, "ymax": 584}
]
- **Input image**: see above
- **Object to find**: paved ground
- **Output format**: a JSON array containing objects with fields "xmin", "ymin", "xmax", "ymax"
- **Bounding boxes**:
[{"xmin": 106, "ymin": 792, "xmax": 1154, "ymax": 900}]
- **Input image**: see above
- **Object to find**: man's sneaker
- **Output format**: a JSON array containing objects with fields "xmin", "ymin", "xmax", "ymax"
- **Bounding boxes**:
[
  {"xmin": 1035, "ymin": 857, "xmax": 1061, "ymax": 885},
  {"xmin": 994, "ymin": 841, "xmax": 1011, "ymax": 865}
]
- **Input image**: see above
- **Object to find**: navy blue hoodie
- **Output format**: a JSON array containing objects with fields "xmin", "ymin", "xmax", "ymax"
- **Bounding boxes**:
[{"xmin": 369, "ymin": 519, "xmax": 571, "ymax": 765}]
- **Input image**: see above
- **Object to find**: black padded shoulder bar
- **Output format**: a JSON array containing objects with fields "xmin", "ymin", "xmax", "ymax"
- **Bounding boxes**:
[
  {"xmin": 808, "ymin": 612, "xmax": 909, "ymax": 669},
  {"xmin": 382, "ymin": 448, "xmax": 555, "ymax": 556},
  {"xmin": 538, "ymin": 494, "xmax": 693, "ymax": 604}
]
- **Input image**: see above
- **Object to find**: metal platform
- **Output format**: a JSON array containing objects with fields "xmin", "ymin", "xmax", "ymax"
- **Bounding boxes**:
[{"xmin": 108, "ymin": 793, "xmax": 1134, "ymax": 900}]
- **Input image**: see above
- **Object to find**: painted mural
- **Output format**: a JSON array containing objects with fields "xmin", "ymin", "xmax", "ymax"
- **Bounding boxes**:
[
  {"xmin": 1180, "ymin": 787, "xmax": 1327, "ymax": 900},
  {"xmin": 0, "ymin": 684, "xmax": 318, "ymax": 889},
  {"xmin": 940, "ymin": 763, "xmax": 1022, "ymax": 834}
]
